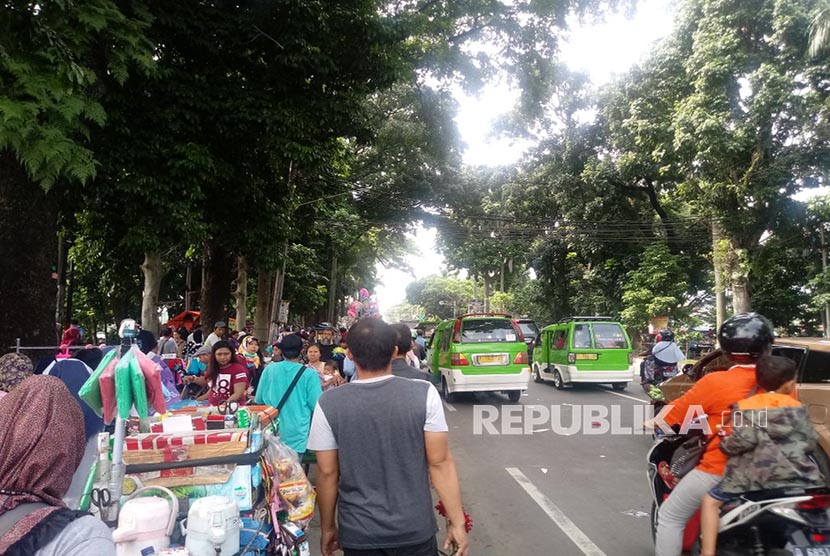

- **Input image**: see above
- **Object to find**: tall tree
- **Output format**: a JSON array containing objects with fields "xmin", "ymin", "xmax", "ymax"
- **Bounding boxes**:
[
  {"xmin": 671, "ymin": 0, "xmax": 830, "ymax": 312},
  {"xmin": 0, "ymin": 1, "xmax": 152, "ymax": 350}
]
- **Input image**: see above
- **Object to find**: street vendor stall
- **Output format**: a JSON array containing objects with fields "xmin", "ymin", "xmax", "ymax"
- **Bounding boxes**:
[{"xmin": 76, "ymin": 319, "xmax": 314, "ymax": 556}]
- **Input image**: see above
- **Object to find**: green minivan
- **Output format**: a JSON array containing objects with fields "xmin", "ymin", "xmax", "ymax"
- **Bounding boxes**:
[
  {"xmin": 531, "ymin": 316, "xmax": 634, "ymax": 390},
  {"xmin": 427, "ymin": 313, "xmax": 531, "ymax": 402}
]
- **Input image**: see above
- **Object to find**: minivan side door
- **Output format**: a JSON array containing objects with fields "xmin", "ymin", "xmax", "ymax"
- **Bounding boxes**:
[
  {"xmin": 437, "ymin": 326, "xmax": 452, "ymax": 370},
  {"xmin": 549, "ymin": 328, "xmax": 568, "ymax": 368}
]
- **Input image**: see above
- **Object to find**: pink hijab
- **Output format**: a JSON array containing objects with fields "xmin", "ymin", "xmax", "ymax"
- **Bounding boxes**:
[{"xmin": 0, "ymin": 376, "xmax": 85, "ymax": 552}]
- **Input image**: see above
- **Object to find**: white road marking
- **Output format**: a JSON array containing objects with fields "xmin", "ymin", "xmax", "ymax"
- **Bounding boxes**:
[
  {"xmin": 603, "ymin": 390, "xmax": 649, "ymax": 404},
  {"xmin": 442, "ymin": 400, "xmax": 456, "ymax": 412},
  {"xmin": 507, "ymin": 468, "xmax": 608, "ymax": 556}
]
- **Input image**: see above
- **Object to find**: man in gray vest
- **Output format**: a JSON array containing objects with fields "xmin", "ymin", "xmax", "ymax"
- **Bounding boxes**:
[{"xmin": 307, "ymin": 318, "xmax": 469, "ymax": 556}]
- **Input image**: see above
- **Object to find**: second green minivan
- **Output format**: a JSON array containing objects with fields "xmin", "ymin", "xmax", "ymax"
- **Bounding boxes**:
[
  {"xmin": 531, "ymin": 316, "xmax": 634, "ymax": 390},
  {"xmin": 427, "ymin": 313, "xmax": 531, "ymax": 402}
]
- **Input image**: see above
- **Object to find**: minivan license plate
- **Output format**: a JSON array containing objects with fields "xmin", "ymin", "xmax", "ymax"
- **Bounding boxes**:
[
  {"xmin": 792, "ymin": 547, "xmax": 830, "ymax": 556},
  {"xmin": 477, "ymin": 355, "xmax": 504, "ymax": 364}
]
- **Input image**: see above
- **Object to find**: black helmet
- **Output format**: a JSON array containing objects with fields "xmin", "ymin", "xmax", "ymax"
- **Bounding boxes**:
[
  {"xmin": 718, "ymin": 313, "xmax": 773, "ymax": 356},
  {"xmin": 658, "ymin": 329, "xmax": 674, "ymax": 343}
]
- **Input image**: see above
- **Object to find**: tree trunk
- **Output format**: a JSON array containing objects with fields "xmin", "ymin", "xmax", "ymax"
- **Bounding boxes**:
[
  {"xmin": 483, "ymin": 276, "xmax": 491, "ymax": 313},
  {"xmin": 500, "ymin": 261, "xmax": 505, "ymax": 292},
  {"xmin": 234, "ymin": 256, "xmax": 248, "ymax": 333},
  {"xmin": 726, "ymin": 236, "xmax": 752, "ymax": 315},
  {"xmin": 200, "ymin": 242, "xmax": 233, "ymax": 329},
  {"xmin": 712, "ymin": 219, "xmax": 727, "ymax": 329},
  {"xmin": 327, "ymin": 254, "xmax": 338, "ymax": 323},
  {"xmin": 140, "ymin": 251, "xmax": 164, "ymax": 333},
  {"xmin": 732, "ymin": 276, "xmax": 752, "ymax": 314},
  {"xmin": 0, "ymin": 152, "xmax": 60, "ymax": 350},
  {"xmin": 254, "ymin": 270, "xmax": 271, "ymax": 341},
  {"xmin": 55, "ymin": 237, "xmax": 68, "ymax": 328}
]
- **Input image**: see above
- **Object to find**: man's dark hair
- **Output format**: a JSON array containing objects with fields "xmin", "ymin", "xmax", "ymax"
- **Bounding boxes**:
[
  {"xmin": 136, "ymin": 329, "xmax": 158, "ymax": 354},
  {"xmin": 391, "ymin": 323, "xmax": 413, "ymax": 356},
  {"xmin": 756, "ymin": 355, "xmax": 797, "ymax": 392},
  {"xmin": 348, "ymin": 319, "xmax": 396, "ymax": 372},
  {"xmin": 161, "ymin": 327, "xmax": 173, "ymax": 337}
]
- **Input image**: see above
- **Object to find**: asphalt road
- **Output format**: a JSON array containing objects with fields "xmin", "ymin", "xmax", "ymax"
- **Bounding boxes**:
[{"xmin": 308, "ymin": 378, "xmax": 658, "ymax": 555}]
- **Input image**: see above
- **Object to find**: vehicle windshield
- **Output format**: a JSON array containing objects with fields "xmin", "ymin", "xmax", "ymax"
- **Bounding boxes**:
[
  {"xmin": 461, "ymin": 319, "xmax": 520, "ymax": 343},
  {"xmin": 518, "ymin": 322, "xmax": 538, "ymax": 339},
  {"xmin": 592, "ymin": 323, "xmax": 628, "ymax": 349}
]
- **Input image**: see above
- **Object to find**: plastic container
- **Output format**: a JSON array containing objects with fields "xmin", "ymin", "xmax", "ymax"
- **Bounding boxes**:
[
  {"xmin": 112, "ymin": 496, "xmax": 175, "ymax": 556},
  {"xmin": 182, "ymin": 495, "xmax": 241, "ymax": 556}
]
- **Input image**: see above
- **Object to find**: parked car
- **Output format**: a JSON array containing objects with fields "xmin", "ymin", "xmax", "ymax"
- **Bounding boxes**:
[
  {"xmin": 531, "ymin": 316, "xmax": 635, "ymax": 390},
  {"xmin": 659, "ymin": 337, "xmax": 830, "ymax": 476},
  {"xmin": 427, "ymin": 313, "xmax": 530, "ymax": 403}
]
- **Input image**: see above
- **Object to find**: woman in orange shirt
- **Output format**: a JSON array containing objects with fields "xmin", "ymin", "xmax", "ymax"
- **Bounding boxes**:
[{"xmin": 654, "ymin": 313, "xmax": 775, "ymax": 556}]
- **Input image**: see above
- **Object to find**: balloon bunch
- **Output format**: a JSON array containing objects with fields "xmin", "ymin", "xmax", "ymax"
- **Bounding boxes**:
[{"xmin": 347, "ymin": 288, "xmax": 380, "ymax": 319}]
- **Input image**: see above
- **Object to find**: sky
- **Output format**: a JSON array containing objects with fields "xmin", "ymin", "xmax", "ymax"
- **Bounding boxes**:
[{"xmin": 374, "ymin": 1, "xmax": 680, "ymax": 318}]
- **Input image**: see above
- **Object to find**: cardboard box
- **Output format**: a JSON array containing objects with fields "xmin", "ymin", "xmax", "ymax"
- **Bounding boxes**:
[
  {"xmin": 244, "ymin": 405, "xmax": 279, "ymax": 427},
  {"xmin": 123, "ymin": 430, "xmax": 248, "ymax": 472}
]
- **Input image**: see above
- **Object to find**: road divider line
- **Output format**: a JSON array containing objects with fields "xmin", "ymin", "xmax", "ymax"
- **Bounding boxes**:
[
  {"xmin": 506, "ymin": 467, "xmax": 608, "ymax": 556},
  {"xmin": 442, "ymin": 400, "xmax": 456, "ymax": 412},
  {"xmin": 603, "ymin": 390, "xmax": 648, "ymax": 404}
]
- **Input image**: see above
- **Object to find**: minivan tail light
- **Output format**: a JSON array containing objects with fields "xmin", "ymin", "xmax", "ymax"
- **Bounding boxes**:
[
  {"xmin": 797, "ymin": 495, "xmax": 830, "ymax": 510},
  {"xmin": 514, "ymin": 351, "xmax": 528, "ymax": 365},
  {"xmin": 568, "ymin": 353, "xmax": 576, "ymax": 364},
  {"xmin": 451, "ymin": 353, "xmax": 469, "ymax": 366},
  {"xmin": 628, "ymin": 352, "xmax": 634, "ymax": 365}
]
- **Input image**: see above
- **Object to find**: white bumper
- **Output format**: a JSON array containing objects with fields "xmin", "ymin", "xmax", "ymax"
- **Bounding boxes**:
[
  {"xmin": 441, "ymin": 368, "xmax": 531, "ymax": 393},
  {"xmin": 561, "ymin": 365, "xmax": 636, "ymax": 384}
]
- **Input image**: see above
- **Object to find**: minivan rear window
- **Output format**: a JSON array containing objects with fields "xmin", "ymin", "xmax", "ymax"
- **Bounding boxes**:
[
  {"xmin": 461, "ymin": 319, "xmax": 520, "ymax": 343},
  {"xmin": 518, "ymin": 322, "xmax": 539, "ymax": 339},
  {"xmin": 593, "ymin": 324, "xmax": 628, "ymax": 349}
]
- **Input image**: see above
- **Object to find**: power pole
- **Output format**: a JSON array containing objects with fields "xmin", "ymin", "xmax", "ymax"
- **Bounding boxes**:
[{"xmin": 712, "ymin": 218, "xmax": 727, "ymax": 330}]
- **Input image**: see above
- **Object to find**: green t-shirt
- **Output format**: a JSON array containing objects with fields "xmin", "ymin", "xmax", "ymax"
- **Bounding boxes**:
[{"xmin": 255, "ymin": 360, "xmax": 322, "ymax": 453}]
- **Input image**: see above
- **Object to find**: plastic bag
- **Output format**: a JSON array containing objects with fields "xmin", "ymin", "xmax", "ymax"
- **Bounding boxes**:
[
  {"xmin": 79, "ymin": 348, "xmax": 118, "ymax": 417},
  {"xmin": 100, "ymin": 356, "xmax": 119, "ymax": 424},
  {"xmin": 135, "ymin": 348, "xmax": 167, "ymax": 415},
  {"xmin": 113, "ymin": 349, "xmax": 149, "ymax": 420},
  {"xmin": 263, "ymin": 432, "xmax": 315, "ymax": 528}
]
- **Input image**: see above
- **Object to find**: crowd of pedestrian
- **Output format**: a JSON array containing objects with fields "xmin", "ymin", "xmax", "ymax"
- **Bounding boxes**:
[{"xmin": 0, "ymin": 316, "xmax": 465, "ymax": 556}]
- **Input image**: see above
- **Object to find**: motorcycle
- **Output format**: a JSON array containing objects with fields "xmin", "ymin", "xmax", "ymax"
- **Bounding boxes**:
[{"xmin": 647, "ymin": 434, "xmax": 830, "ymax": 555}]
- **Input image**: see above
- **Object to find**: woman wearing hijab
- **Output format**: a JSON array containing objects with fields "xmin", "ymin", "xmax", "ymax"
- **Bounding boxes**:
[
  {"xmin": 0, "ymin": 376, "xmax": 115, "ymax": 555},
  {"xmin": 0, "ymin": 353, "xmax": 33, "ymax": 399},
  {"xmin": 237, "ymin": 335, "xmax": 263, "ymax": 389}
]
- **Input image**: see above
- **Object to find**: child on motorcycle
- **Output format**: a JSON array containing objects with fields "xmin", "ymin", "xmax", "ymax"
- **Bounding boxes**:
[{"xmin": 699, "ymin": 355, "xmax": 823, "ymax": 556}]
